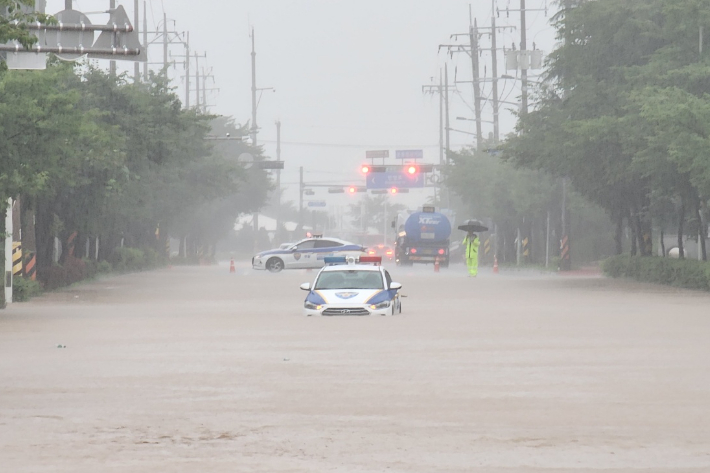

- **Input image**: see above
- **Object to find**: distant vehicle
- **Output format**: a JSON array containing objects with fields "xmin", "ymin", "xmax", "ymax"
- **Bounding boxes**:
[
  {"xmin": 300, "ymin": 256, "xmax": 402, "ymax": 316},
  {"xmin": 252, "ymin": 237, "xmax": 365, "ymax": 272},
  {"xmin": 395, "ymin": 207, "xmax": 452, "ymax": 267},
  {"xmin": 366, "ymin": 243, "xmax": 395, "ymax": 261}
]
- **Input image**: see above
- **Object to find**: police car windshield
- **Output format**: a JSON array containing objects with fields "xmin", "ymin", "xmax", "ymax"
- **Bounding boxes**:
[{"xmin": 315, "ymin": 270, "xmax": 383, "ymax": 290}]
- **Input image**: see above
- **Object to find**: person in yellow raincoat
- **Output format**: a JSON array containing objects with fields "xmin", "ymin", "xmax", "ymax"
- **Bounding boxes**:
[{"xmin": 463, "ymin": 231, "xmax": 480, "ymax": 277}]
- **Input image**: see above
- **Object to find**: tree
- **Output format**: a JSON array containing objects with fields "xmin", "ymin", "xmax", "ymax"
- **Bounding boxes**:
[{"xmin": 505, "ymin": 0, "xmax": 710, "ymax": 259}]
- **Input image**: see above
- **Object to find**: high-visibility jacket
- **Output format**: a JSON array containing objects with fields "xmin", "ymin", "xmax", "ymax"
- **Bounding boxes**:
[{"xmin": 463, "ymin": 235, "xmax": 480, "ymax": 259}]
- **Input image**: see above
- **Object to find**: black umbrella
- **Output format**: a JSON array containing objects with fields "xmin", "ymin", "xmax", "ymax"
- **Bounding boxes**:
[{"xmin": 457, "ymin": 219, "xmax": 489, "ymax": 233}]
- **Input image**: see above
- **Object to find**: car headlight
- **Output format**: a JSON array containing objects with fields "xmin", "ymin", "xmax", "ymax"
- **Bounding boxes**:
[
  {"xmin": 304, "ymin": 301, "xmax": 322, "ymax": 310},
  {"xmin": 369, "ymin": 301, "xmax": 391, "ymax": 310}
]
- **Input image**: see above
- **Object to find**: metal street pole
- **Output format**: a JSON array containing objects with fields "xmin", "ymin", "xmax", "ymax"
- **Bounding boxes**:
[
  {"xmin": 545, "ymin": 210, "xmax": 551, "ymax": 267},
  {"xmin": 4, "ymin": 199, "xmax": 13, "ymax": 304},
  {"xmin": 383, "ymin": 197, "xmax": 388, "ymax": 246}
]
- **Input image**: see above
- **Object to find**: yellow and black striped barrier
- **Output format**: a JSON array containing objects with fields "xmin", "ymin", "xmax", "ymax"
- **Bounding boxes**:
[
  {"xmin": 24, "ymin": 252, "xmax": 37, "ymax": 281},
  {"xmin": 12, "ymin": 242, "xmax": 23, "ymax": 277},
  {"xmin": 560, "ymin": 235, "xmax": 571, "ymax": 270},
  {"xmin": 522, "ymin": 237, "xmax": 530, "ymax": 258}
]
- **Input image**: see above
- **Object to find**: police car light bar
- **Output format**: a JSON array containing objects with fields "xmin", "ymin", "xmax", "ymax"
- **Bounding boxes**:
[
  {"xmin": 323, "ymin": 256, "xmax": 347, "ymax": 265},
  {"xmin": 359, "ymin": 256, "xmax": 382, "ymax": 265}
]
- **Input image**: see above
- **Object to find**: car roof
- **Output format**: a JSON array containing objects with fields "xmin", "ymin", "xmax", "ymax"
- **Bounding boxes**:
[
  {"xmin": 320, "ymin": 264, "xmax": 383, "ymax": 273},
  {"xmin": 293, "ymin": 237, "xmax": 355, "ymax": 246}
]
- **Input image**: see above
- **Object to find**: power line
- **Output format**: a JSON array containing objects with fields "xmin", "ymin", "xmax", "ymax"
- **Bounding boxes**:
[{"xmin": 258, "ymin": 140, "xmax": 439, "ymax": 149}]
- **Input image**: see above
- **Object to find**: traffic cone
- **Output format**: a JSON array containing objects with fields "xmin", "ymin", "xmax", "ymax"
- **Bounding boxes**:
[
  {"xmin": 493, "ymin": 255, "xmax": 499, "ymax": 274},
  {"xmin": 229, "ymin": 258, "xmax": 236, "ymax": 273},
  {"xmin": 434, "ymin": 258, "xmax": 440, "ymax": 273}
]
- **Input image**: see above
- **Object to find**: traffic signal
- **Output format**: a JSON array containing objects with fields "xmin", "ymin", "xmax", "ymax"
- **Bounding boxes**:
[
  {"xmin": 360, "ymin": 165, "xmax": 387, "ymax": 173},
  {"xmin": 406, "ymin": 164, "xmax": 418, "ymax": 175},
  {"xmin": 348, "ymin": 186, "xmax": 357, "ymax": 194},
  {"xmin": 389, "ymin": 187, "xmax": 409, "ymax": 194},
  {"xmin": 328, "ymin": 187, "xmax": 345, "ymax": 194}
]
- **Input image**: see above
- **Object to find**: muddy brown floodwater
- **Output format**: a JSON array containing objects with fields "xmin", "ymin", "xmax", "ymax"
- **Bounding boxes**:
[{"xmin": 1, "ymin": 263, "xmax": 709, "ymax": 472}]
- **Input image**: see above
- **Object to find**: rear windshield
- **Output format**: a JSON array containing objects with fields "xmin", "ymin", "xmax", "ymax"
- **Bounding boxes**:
[{"xmin": 315, "ymin": 270, "xmax": 383, "ymax": 290}]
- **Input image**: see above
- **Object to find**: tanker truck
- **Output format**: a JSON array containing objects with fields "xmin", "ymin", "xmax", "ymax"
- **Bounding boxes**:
[{"xmin": 394, "ymin": 206, "xmax": 452, "ymax": 267}]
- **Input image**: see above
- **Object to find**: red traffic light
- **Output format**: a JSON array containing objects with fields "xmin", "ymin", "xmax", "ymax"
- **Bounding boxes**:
[
  {"xmin": 406, "ymin": 165, "xmax": 418, "ymax": 175},
  {"xmin": 390, "ymin": 187, "xmax": 398, "ymax": 194},
  {"xmin": 348, "ymin": 186, "xmax": 357, "ymax": 194},
  {"xmin": 361, "ymin": 165, "xmax": 371, "ymax": 174}
]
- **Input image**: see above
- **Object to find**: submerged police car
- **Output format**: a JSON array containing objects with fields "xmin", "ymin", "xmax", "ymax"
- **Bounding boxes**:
[
  {"xmin": 299, "ymin": 256, "xmax": 403, "ymax": 316},
  {"xmin": 252, "ymin": 237, "xmax": 365, "ymax": 272}
]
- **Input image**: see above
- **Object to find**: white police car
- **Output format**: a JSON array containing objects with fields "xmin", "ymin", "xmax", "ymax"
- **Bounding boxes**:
[
  {"xmin": 299, "ymin": 256, "xmax": 403, "ymax": 316},
  {"xmin": 252, "ymin": 237, "xmax": 365, "ymax": 272}
]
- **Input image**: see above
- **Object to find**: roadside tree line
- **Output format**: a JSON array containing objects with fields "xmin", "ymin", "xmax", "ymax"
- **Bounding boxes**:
[
  {"xmin": 1, "ymin": 55, "xmax": 269, "ymax": 295},
  {"xmin": 446, "ymin": 0, "xmax": 710, "ymax": 264}
]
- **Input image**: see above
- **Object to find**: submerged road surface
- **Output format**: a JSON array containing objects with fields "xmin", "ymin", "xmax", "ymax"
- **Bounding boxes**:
[{"xmin": 1, "ymin": 264, "xmax": 709, "ymax": 472}]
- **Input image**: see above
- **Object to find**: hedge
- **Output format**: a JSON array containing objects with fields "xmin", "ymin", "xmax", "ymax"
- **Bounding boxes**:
[{"xmin": 601, "ymin": 255, "xmax": 710, "ymax": 291}]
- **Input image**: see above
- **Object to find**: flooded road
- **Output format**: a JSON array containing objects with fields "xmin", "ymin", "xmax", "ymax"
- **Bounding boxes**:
[{"xmin": 1, "ymin": 264, "xmax": 709, "ymax": 472}]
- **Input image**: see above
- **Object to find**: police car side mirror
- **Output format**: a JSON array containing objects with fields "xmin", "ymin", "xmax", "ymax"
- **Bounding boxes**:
[
  {"xmin": 300, "ymin": 282, "xmax": 311, "ymax": 291},
  {"xmin": 389, "ymin": 282, "xmax": 402, "ymax": 290}
]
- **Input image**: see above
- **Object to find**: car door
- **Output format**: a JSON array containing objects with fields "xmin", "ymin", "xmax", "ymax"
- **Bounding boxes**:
[
  {"xmin": 291, "ymin": 240, "xmax": 317, "ymax": 268},
  {"xmin": 384, "ymin": 270, "xmax": 400, "ymax": 311}
]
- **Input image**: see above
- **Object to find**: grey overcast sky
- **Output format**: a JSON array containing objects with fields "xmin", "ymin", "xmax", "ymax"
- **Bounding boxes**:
[{"xmin": 47, "ymin": 0, "xmax": 556, "ymax": 209}]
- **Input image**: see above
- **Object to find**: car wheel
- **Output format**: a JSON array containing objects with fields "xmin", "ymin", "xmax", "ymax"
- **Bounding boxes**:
[{"xmin": 265, "ymin": 257, "xmax": 285, "ymax": 273}]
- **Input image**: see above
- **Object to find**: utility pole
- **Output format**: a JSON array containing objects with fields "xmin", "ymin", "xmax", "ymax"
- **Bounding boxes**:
[
  {"xmin": 133, "ymin": 0, "xmax": 139, "ymax": 82},
  {"xmin": 560, "ymin": 0, "xmax": 572, "ymax": 271},
  {"xmin": 520, "ymin": 0, "xmax": 528, "ymax": 117},
  {"xmin": 298, "ymin": 166, "xmax": 304, "ymax": 232},
  {"xmin": 109, "ymin": 0, "xmax": 116, "ymax": 77},
  {"xmin": 202, "ymin": 67, "xmax": 207, "ymax": 113},
  {"xmin": 445, "ymin": 64, "xmax": 451, "ymax": 161},
  {"xmin": 250, "ymin": 27, "xmax": 258, "ymax": 145},
  {"xmin": 422, "ymin": 69, "xmax": 454, "ymax": 166},
  {"xmin": 184, "ymin": 32, "xmax": 190, "ymax": 107},
  {"xmin": 194, "ymin": 51, "xmax": 200, "ymax": 110},
  {"xmin": 442, "ymin": 15, "xmax": 513, "ymax": 149},
  {"xmin": 163, "ymin": 12, "xmax": 168, "ymax": 72},
  {"xmin": 142, "ymin": 1, "xmax": 147, "ymax": 79},
  {"xmin": 491, "ymin": 0, "xmax": 500, "ymax": 142},
  {"xmin": 199, "ymin": 67, "xmax": 217, "ymax": 113},
  {"xmin": 439, "ymin": 70, "xmax": 444, "ymax": 165},
  {"xmin": 469, "ymin": 15, "xmax": 483, "ymax": 150},
  {"xmin": 276, "ymin": 120, "xmax": 282, "ymax": 241}
]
